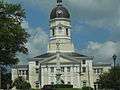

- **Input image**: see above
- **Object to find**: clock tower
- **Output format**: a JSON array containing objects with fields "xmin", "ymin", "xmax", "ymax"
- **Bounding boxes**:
[{"xmin": 48, "ymin": 0, "xmax": 74, "ymax": 53}]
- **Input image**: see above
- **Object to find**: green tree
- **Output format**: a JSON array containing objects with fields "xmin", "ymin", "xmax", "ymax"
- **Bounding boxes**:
[
  {"xmin": 0, "ymin": 1, "xmax": 29, "ymax": 89},
  {"xmin": 0, "ymin": 1, "xmax": 29, "ymax": 65},
  {"xmin": 98, "ymin": 66, "xmax": 120, "ymax": 90},
  {"xmin": 82, "ymin": 86, "xmax": 93, "ymax": 90},
  {"xmin": 1, "ymin": 73, "xmax": 12, "ymax": 89},
  {"xmin": 12, "ymin": 76, "xmax": 31, "ymax": 90}
]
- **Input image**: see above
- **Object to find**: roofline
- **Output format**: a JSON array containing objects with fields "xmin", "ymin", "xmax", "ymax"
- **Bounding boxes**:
[
  {"xmin": 50, "ymin": 18, "xmax": 70, "ymax": 22},
  {"xmin": 12, "ymin": 65, "xmax": 29, "ymax": 69},
  {"xmin": 93, "ymin": 64, "xmax": 111, "ymax": 67}
]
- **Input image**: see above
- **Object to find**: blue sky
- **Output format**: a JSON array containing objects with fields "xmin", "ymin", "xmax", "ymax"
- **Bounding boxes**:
[{"xmin": 8, "ymin": 0, "xmax": 120, "ymax": 64}]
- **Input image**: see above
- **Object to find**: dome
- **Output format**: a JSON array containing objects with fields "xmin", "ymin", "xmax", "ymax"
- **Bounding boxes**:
[{"xmin": 50, "ymin": 5, "xmax": 70, "ymax": 19}]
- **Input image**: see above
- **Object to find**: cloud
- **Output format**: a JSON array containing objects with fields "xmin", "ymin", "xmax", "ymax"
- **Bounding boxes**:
[
  {"xmin": 9, "ymin": 0, "xmax": 120, "ymax": 64},
  {"xmin": 81, "ymin": 41, "xmax": 120, "ymax": 64},
  {"xmin": 17, "ymin": 21, "xmax": 48, "ymax": 64},
  {"xmin": 8, "ymin": 0, "xmax": 120, "ymax": 29}
]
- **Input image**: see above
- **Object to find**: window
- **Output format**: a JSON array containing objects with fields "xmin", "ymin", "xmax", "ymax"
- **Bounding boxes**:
[
  {"xmin": 19, "ymin": 70, "xmax": 21, "ymax": 75},
  {"xmin": 36, "ymin": 61, "xmax": 39, "ymax": 66},
  {"xmin": 66, "ymin": 28, "xmax": 68, "ymax": 36},
  {"xmin": 36, "ymin": 82, "xmax": 39, "ymax": 88},
  {"xmin": 82, "ymin": 67, "xmax": 86, "ymax": 73},
  {"xmin": 94, "ymin": 69, "xmax": 96, "ymax": 73},
  {"xmin": 36, "ymin": 68, "xmax": 39, "ymax": 73},
  {"xmin": 26, "ymin": 70, "xmax": 28, "ymax": 75},
  {"xmin": 67, "ymin": 67, "xmax": 70, "ymax": 72},
  {"xmin": 22, "ymin": 70, "xmax": 25, "ymax": 75},
  {"xmin": 96, "ymin": 68, "xmax": 103, "ymax": 74},
  {"xmin": 97, "ymin": 69, "xmax": 100, "ymax": 73},
  {"xmin": 50, "ymin": 67, "xmax": 54, "ymax": 73},
  {"xmin": 67, "ymin": 82, "xmax": 71, "ymax": 85},
  {"xmin": 100, "ymin": 68, "xmax": 103, "ymax": 73},
  {"xmin": 83, "ymin": 81, "xmax": 86, "ymax": 87},
  {"xmin": 82, "ymin": 60, "xmax": 86, "ymax": 64},
  {"xmin": 51, "ymin": 82, "xmax": 54, "ymax": 85},
  {"xmin": 61, "ymin": 67, "xmax": 64, "ymax": 72},
  {"xmin": 52, "ymin": 29, "xmax": 55, "ymax": 36},
  {"xmin": 59, "ymin": 27, "xmax": 62, "ymax": 30}
]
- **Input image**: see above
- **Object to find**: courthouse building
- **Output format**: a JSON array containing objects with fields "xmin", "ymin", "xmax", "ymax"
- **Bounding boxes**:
[{"xmin": 12, "ymin": 0, "xmax": 111, "ymax": 89}]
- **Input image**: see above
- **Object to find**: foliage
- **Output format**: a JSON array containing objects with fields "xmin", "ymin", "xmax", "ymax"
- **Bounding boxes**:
[
  {"xmin": 82, "ymin": 86, "xmax": 93, "ymax": 90},
  {"xmin": 43, "ymin": 84, "xmax": 73, "ymax": 90},
  {"xmin": 12, "ymin": 76, "xmax": 31, "ymax": 89},
  {"xmin": 42, "ymin": 84, "xmax": 73, "ymax": 90},
  {"xmin": 53, "ymin": 84, "xmax": 73, "ymax": 88},
  {"xmin": 1, "ymin": 73, "xmax": 12, "ymax": 89},
  {"xmin": 98, "ymin": 66, "xmax": 120, "ymax": 90},
  {"xmin": 0, "ymin": 0, "xmax": 29, "ymax": 65}
]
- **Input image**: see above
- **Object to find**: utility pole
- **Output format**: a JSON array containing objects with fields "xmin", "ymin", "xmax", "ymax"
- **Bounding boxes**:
[
  {"xmin": 113, "ymin": 54, "xmax": 117, "ymax": 68},
  {"xmin": 112, "ymin": 54, "xmax": 117, "ymax": 90}
]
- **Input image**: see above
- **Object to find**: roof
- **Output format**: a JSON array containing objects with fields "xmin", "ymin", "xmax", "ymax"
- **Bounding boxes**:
[
  {"xmin": 93, "ymin": 64, "xmax": 111, "ymax": 67},
  {"xmin": 50, "ymin": 4, "xmax": 70, "ymax": 19},
  {"xmin": 64, "ymin": 52, "xmax": 88, "ymax": 57},
  {"xmin": 34, "ymin": 53, "xmax": 55, "ymax": 58},
  {"xmin": 12, "ymin": 65, "xmax": 28, "ymax": 69},
  {"xmin": 29, "ymin": 52, "xmax": 91, "ymax": 62}
]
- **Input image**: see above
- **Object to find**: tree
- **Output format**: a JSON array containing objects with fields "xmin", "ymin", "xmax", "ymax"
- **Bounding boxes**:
[
  {"xmin": 1, "ymin": 73, "xmax": 12, "ymax": 89},
  {"xmin": 0, "ymin": 1, "xmax": 29, "ymax": 89},
  {"xmin": 0, "ymin": 1, "xmax": 29, "ymax": 65},
  {"xmin": 98, "ymin": 66, "xmax": 120, "ymax": 90},
  {"xmin": 82, "ymin": 86, "xmax": 93, "ymax": 90},
  {"xmin": 12, "ymin": 76, "xmax": 31, "ymax": 90}
]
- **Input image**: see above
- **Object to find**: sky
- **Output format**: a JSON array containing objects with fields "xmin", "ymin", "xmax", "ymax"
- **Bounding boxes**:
[{"xmin": 8, "ymin": 0, "xmax": 120, "ymax": 64}]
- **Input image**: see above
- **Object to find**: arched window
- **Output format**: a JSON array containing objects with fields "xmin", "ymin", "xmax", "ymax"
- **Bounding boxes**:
[
  {"xmin": 52, "ymin": 28, "xmax": 55, "ymax": 36},
  {"xmin": 66, "ymin": 28, "xmax": 68, "ymax": 36},
  {"xmin": 59, "ymin": 27, "xmax": 62, "ymax": 30}
]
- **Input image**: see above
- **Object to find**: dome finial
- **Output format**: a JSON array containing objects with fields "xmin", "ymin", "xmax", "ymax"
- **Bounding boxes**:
[{"xmin": 57, "ymin": 0, "xmax": 62, "ymax": 4}]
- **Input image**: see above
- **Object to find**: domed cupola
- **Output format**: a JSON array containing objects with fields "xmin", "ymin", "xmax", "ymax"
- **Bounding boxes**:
[
  {"xmin": 48, "ymin": 0, "xmax": 74, "ymax": 53},
  {"xmin": 50, "ymin": 0, "xmax": 70, "ymax": 19}
]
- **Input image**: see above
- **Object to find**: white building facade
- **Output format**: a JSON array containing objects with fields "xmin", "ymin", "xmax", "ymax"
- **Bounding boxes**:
[{"xmin": 12, "ymin": 0, "xmax": 111, "ymax": 89}]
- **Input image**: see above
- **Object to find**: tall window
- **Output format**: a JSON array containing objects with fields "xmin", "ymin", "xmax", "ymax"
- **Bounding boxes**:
[
  {"xmin": 36, "ymin": 61, "xmax": 39, "ymax": 66},
  {"xmin": 82, "ymin": 67, "xmax": 86, "ymax": 73},
  {"xmin": 83, "ymin": 81, "xmax": 86, "ymax": 87},
  {"xmin": 50, "ymin": 67, "xmax": 54, "ymax": 73},
  {"xmin": 82, "ymin": 60, "xmax": 86, "ymax": 64},
  {"xmin": 61, "ymin": 67, "xmax": 64, "ymax": 72},
  {"xmin": 67, "ymin": 67, "xmax": 71, "ymax": 72},
  {"xmin": 94, "ymin": 69, "xmax": 96, "ymax": 73},
  {"xmin": 19, "ymin": 70, "xmax": 21, "ymax": 75},
  {"xmin": 22, "ymin": 70, "xmax": 25, "ymax": 75},
  {"xmin": 36, "ymin": 82, "xmax": 39, "ymax": 88},
  {"xmin": 36, "ymin": 68, "xmax": 39, "ymax": 73},
  {"xmin": 52, "ymin": 28, "xmax": 55, "ymax": 36},
  {"xmin": 66, "ymin": 28, "xmax": 68, "ymax": 36}
]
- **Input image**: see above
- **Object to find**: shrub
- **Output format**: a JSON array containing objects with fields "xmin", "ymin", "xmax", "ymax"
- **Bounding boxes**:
[
  {"xmin": 12, "ymin": 76, "xmax": 31, "ymax": 90},
  {"xmin": 82, "ymin": 86, "xmax": 93, "ymax": 90},
  {"xmin": 42, "ymin": 84, "xmax": 73, "ymax": 90},
  {"xmin": 53, "ymin": 84, "xmax": 73, "ymax": 88}
]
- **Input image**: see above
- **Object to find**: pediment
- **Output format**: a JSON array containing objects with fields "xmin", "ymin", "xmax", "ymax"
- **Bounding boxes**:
[{"xmin": 41, "ymin": 54, "xmax": 79, "ymax": 64}]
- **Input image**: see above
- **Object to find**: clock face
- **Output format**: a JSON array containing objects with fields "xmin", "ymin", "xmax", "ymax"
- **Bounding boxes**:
[{"xmin": 56, "ymin": 10, "xmax": 63, "ymax": 15}]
